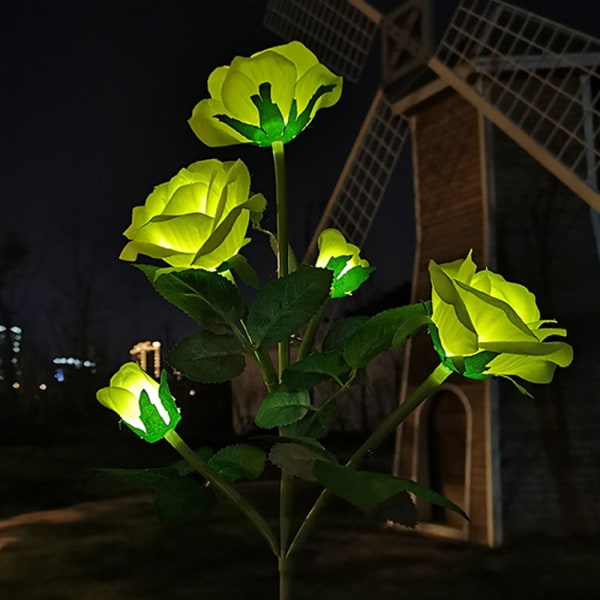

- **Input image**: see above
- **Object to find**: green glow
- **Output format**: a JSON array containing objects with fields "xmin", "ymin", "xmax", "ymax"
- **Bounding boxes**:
[
  {"xmin": 120, "ymin": 159, "xmax": 266, "ymax": 270},
  {"xmin": 429, "ymin": 250, "xmax": 573, "ymax": 385},
  {"xmin": 316, "ymin": 228, "xmax": 373, "ymax": 298},
  {"xmin": 189, "ymin": 41, "xmax": 343, "ymax": 148},
  {"xmin": 96, "ymin": 364, "xmax": 181, "ymax": 443}
]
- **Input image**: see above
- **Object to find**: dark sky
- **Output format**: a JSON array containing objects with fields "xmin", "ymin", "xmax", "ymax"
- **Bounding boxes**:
[{"xmin": 2, "ymin": 0, "xmax": 599, "ymax": 368}]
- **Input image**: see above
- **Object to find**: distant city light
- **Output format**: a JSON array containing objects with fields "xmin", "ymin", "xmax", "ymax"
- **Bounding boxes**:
[
  {"xmin": 12, "ymin": 382, "xmax": 20, "ymax": 389},
  {"xmin": 52, "ymin": 357, "xmax": 96, "ymax": 369},
  {"xmin": 189, "ymin": 389, "xmax": 196, "ymax": 396},
  {"xmin": 39, "ymin": 383, "xmax": 47, "ymax": 391},
  {"xmin": 54, "ymin": 368, "xmax": 65, "ymax": 382}
]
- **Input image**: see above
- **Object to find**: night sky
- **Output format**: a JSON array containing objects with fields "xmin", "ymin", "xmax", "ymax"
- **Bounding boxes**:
[{"xmin": 2, "ymin": 0, "xmax": 599, "ymax": 371}]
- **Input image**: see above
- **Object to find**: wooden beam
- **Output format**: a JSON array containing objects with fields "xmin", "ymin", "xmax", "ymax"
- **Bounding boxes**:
[
  {"xmin": 391, "ymin": 77, "xmax": 450, "ymax": 115},
  {"xmin": 347, "ymin": 0, "xmax": 382, "ymax": 24}
]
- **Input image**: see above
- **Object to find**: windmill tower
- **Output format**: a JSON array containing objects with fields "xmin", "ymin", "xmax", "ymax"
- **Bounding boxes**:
[{"xmin": 264, "ymin": 0, "xmax": 600, "ymax": 545}]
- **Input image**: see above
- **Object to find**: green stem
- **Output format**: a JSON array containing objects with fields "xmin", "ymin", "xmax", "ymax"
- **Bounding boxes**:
[
  {"xmin": 279, "ymin": 555, "xmax": 292, "ymax": 600},
  {"xmin": 297, "ymin": 299, "xmax": 329, "ymax": 362},
  {"xmin": 254, "ymin": 346, "xmax": 279, "ymax": 393},
  {"xmin": 239, "ymin": 320, "xmax": 278, "ymax": 394},
  {"xmin": 272, "ymin": 140, "xmax": 290, "ymax": 377},
  {"xmin": 272, "ymin": 140, "xmax": 295, "ymax": 597},
  {"xmin": 273, "ymin": 140, "xmax": 288, "ymax": 281},
  {"xmin": 285, "ymin": 361, "xmax": 453, "ymax": 558},
  {"xmin": 163, "ymin": 429, "xmax": 279, "ymax": 557}
]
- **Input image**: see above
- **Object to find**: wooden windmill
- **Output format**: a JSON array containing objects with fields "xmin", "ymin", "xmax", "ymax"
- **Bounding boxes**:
[{"xmin": 264, "ymin": 0, "xmax": 600, "ymax": 546}]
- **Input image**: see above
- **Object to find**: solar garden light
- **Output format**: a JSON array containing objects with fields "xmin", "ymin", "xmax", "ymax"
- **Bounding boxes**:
[{"xmin": 97, "ymin": 41, "xmax": 572, "ymax": 600}]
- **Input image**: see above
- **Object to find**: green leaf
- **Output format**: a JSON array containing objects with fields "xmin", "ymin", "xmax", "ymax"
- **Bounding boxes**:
[
  {"xmin": 154, "ymin": 476, "xmax": 216, "ymax": 522},
  {"xmin": 255, "ymin": 387, "xmax": 311, "ymax": 429},
  {"xmin": 322, "ymin": 316, "xmax": 369, "ymax": 352},
  {"xmin": 499, "ymin": 375, "xmax": 534, "ymax": 398},
  {"xmin": 331, "ymin": 264, "xmax": 376, "ymax": 298},
  {"xmin": 373, "ymin": 492, "xmax": 417, "ymax": 528},
  {"xmin": 246, "ymin": 265, "xmax": 332, "ymax": 346},
  {"xmin": 282, "ymin": 351, "xmax": 349, "ymax": 391},
  {"xmin": 313, "ymin": 461, "xmax": 468, "ymax": 520},
  {"xmin": 391, "ymin": 314, "xmax": 432, "ymax": 347},
  {"xmin": 252, "ymin": 82, "xmax": 285, "ymax": 138},
  {"xmin": 463, "ymin": 350, "xmax": 499, "ymax": 379},
  {"xmin": 291, "ymin": 399, "xmax": 338, "ymax": 439},
  {"xmin": 221, "ymin": 254, "xmax": 259, "ymax": 289},
  {"xmin": 207, "ymin": 444, "xmax": 266, "ymax": 482},
  {"xmin": 269, "ymin": 441, "xmax": 335, "ymax": 481},
  {"xmin": 127, "ymin": 387, "xmax": 180, "ymax": 443},
  {"xmin": 344, "ymin": 304, "xmax": 431, "ymax": 368},
  {"xmin": 92, "ymin": 466, "xmax": 178, "ymax": 493},
  {"xmin": 168, "ymin": 331, "xmax": 245, "ymax": 383},
  {"xmin": 137, "ymin": 265, "xmax": 245, "ymax": 335}
]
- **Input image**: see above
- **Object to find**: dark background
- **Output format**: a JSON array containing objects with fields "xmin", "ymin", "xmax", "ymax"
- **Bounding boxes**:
[{"xmin": 2, "ymin": 0, "xmax": 598, "ymax": 376}]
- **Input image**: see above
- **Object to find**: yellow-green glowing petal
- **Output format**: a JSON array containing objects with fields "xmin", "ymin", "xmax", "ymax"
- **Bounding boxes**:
[
  {"xmin": 207, "ymin": 65, "xmax": 229, "ymax": 99},
  {"xmin": 437, "ymin": 249, "xmax": 477, "ymax": 282},
  {"xmin": 188, "ymin": 41, "xmax": 342, "ymax": 147},
  {"xmin": 485, "ymin": 341, "xmax": 573, "ymax": 383},
  {"xmin": 163, "ymin": 182, "xmax": 212, "ymax": 215},
  {"xmin": 225, "ymin": 52, "xmax": 296, "ymax": 123},
  {"xmin": 429, "ymin": 260, "xmax": 477, "ymax": 354},
  {"xmin": 430, "ymin": 291, "xmax": 479, "ymax": 356},
  {"xmin": 121, "ymin": 158, "xmax": 261, "ymax": 270},
  {"xmin": 97, "ymin": 387, "xmax": 143, "ymax": 429},
  {"xmin": 266, "ymin": 41, "xmax": 317, "ymax": 78},
  {"xmin": 453, "ymin": 280, "xmax": 537, "ymax": 344},
  {"xmin": 471, "ymin": 269, "xmax": 540, "ymax": 325},
  {"xmin": 294, "ymin": 63, "xmax": 343, "ymax": 116},
  {"xmin": 189, "ymin": 99, "xmax": 251, "ymax": 147},
  {"xmin": 316, "ymin": 228, "xmax": 372, "ymax": 297},
  {"xmin": 96, "ymin": 363, "xmax": 181, "ymax": 443},
  {"xmin": 316, "ymin": 228, "xmax": 367, "ymax": 270},
  {"xmin": 428, "ymin": 250, "xmax": 573, "ymax": 388},
  {"xmin": 134, "ymin": 213, "xmax": 215, "ymax": 254}
]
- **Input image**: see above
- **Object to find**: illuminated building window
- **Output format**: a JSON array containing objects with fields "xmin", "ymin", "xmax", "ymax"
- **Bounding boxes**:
[{"xmin": 129, "ymin": 340, "xmax": 162, "ymax": 379}]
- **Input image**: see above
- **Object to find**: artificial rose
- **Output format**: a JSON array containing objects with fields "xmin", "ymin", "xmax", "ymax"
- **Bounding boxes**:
[
  {"xmin": 429, "ymin": 250, "xmax": 573, "ymax": 385},
  {"xmin": 189, "ymin": 41, "xmax": 343, "ymax": 147},
  {"xmin": 315, "ymin": 228, "xmax": 373, "ymax": 298},
  {"xmin": 96, "ymin": 363, "xmax": 180, "ymax": 442},
  {"xmin": 120, "ymin": 159, "xmax": 265, "ymax": 270}
]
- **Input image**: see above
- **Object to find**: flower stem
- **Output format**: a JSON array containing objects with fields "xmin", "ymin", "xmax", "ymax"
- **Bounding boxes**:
[
  {"xmin": 272, "ymin": 139, "xmax": 296, "ymax": 598},
  {"xmin": 272, "ymin": 140, "xmax": 288, "ymax": 281},
  {"xmin": 279, "ymin": 555, "xmax": 292, "ymax": 600},
  {"xmin": 272, "ymin": 139, "xmax": 289, "ymax": 377},
  {"xmin": 163, "ymin": 429, "xmax": 279, "ymax": 557},
  {"xmin": 297, "ymin": 299, "xmax": 329, "ymax": 362},
  {"xmin": 285, "ymin": 361, "xmax": 453, "ymax": 559}
]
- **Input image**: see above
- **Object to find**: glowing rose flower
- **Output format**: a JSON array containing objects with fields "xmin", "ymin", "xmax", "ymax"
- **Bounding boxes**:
[
  {"xmin": 428, "ymin": 250, "xmax": 573, "ymax": 388},
  {"xmin": 188, "ymin": 41, "xmax": 343, "ymax": 147},
  {"xmin": 120, "ymin": 159, "xmax": 265, "ymax": 270},
  {"xmin": 316, "ymin": 228, "xmax": 374, "ymax": 298},
  {"xmin": 96, "ymin": 363, "xmax": 180, "ymax": 443}
]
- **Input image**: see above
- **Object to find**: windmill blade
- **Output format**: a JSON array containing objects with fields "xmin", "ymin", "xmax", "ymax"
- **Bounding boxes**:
[
  {"xmin": 429, "ymin": 0, "xmax": 600, "ymax": 212},
  {"xmin": 264, "ymin": 0, "xmax": 381, "ymax": 83},
  {"xmin": 304, "ymin": 89, "xmax": 410, "ymax": 262}
]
